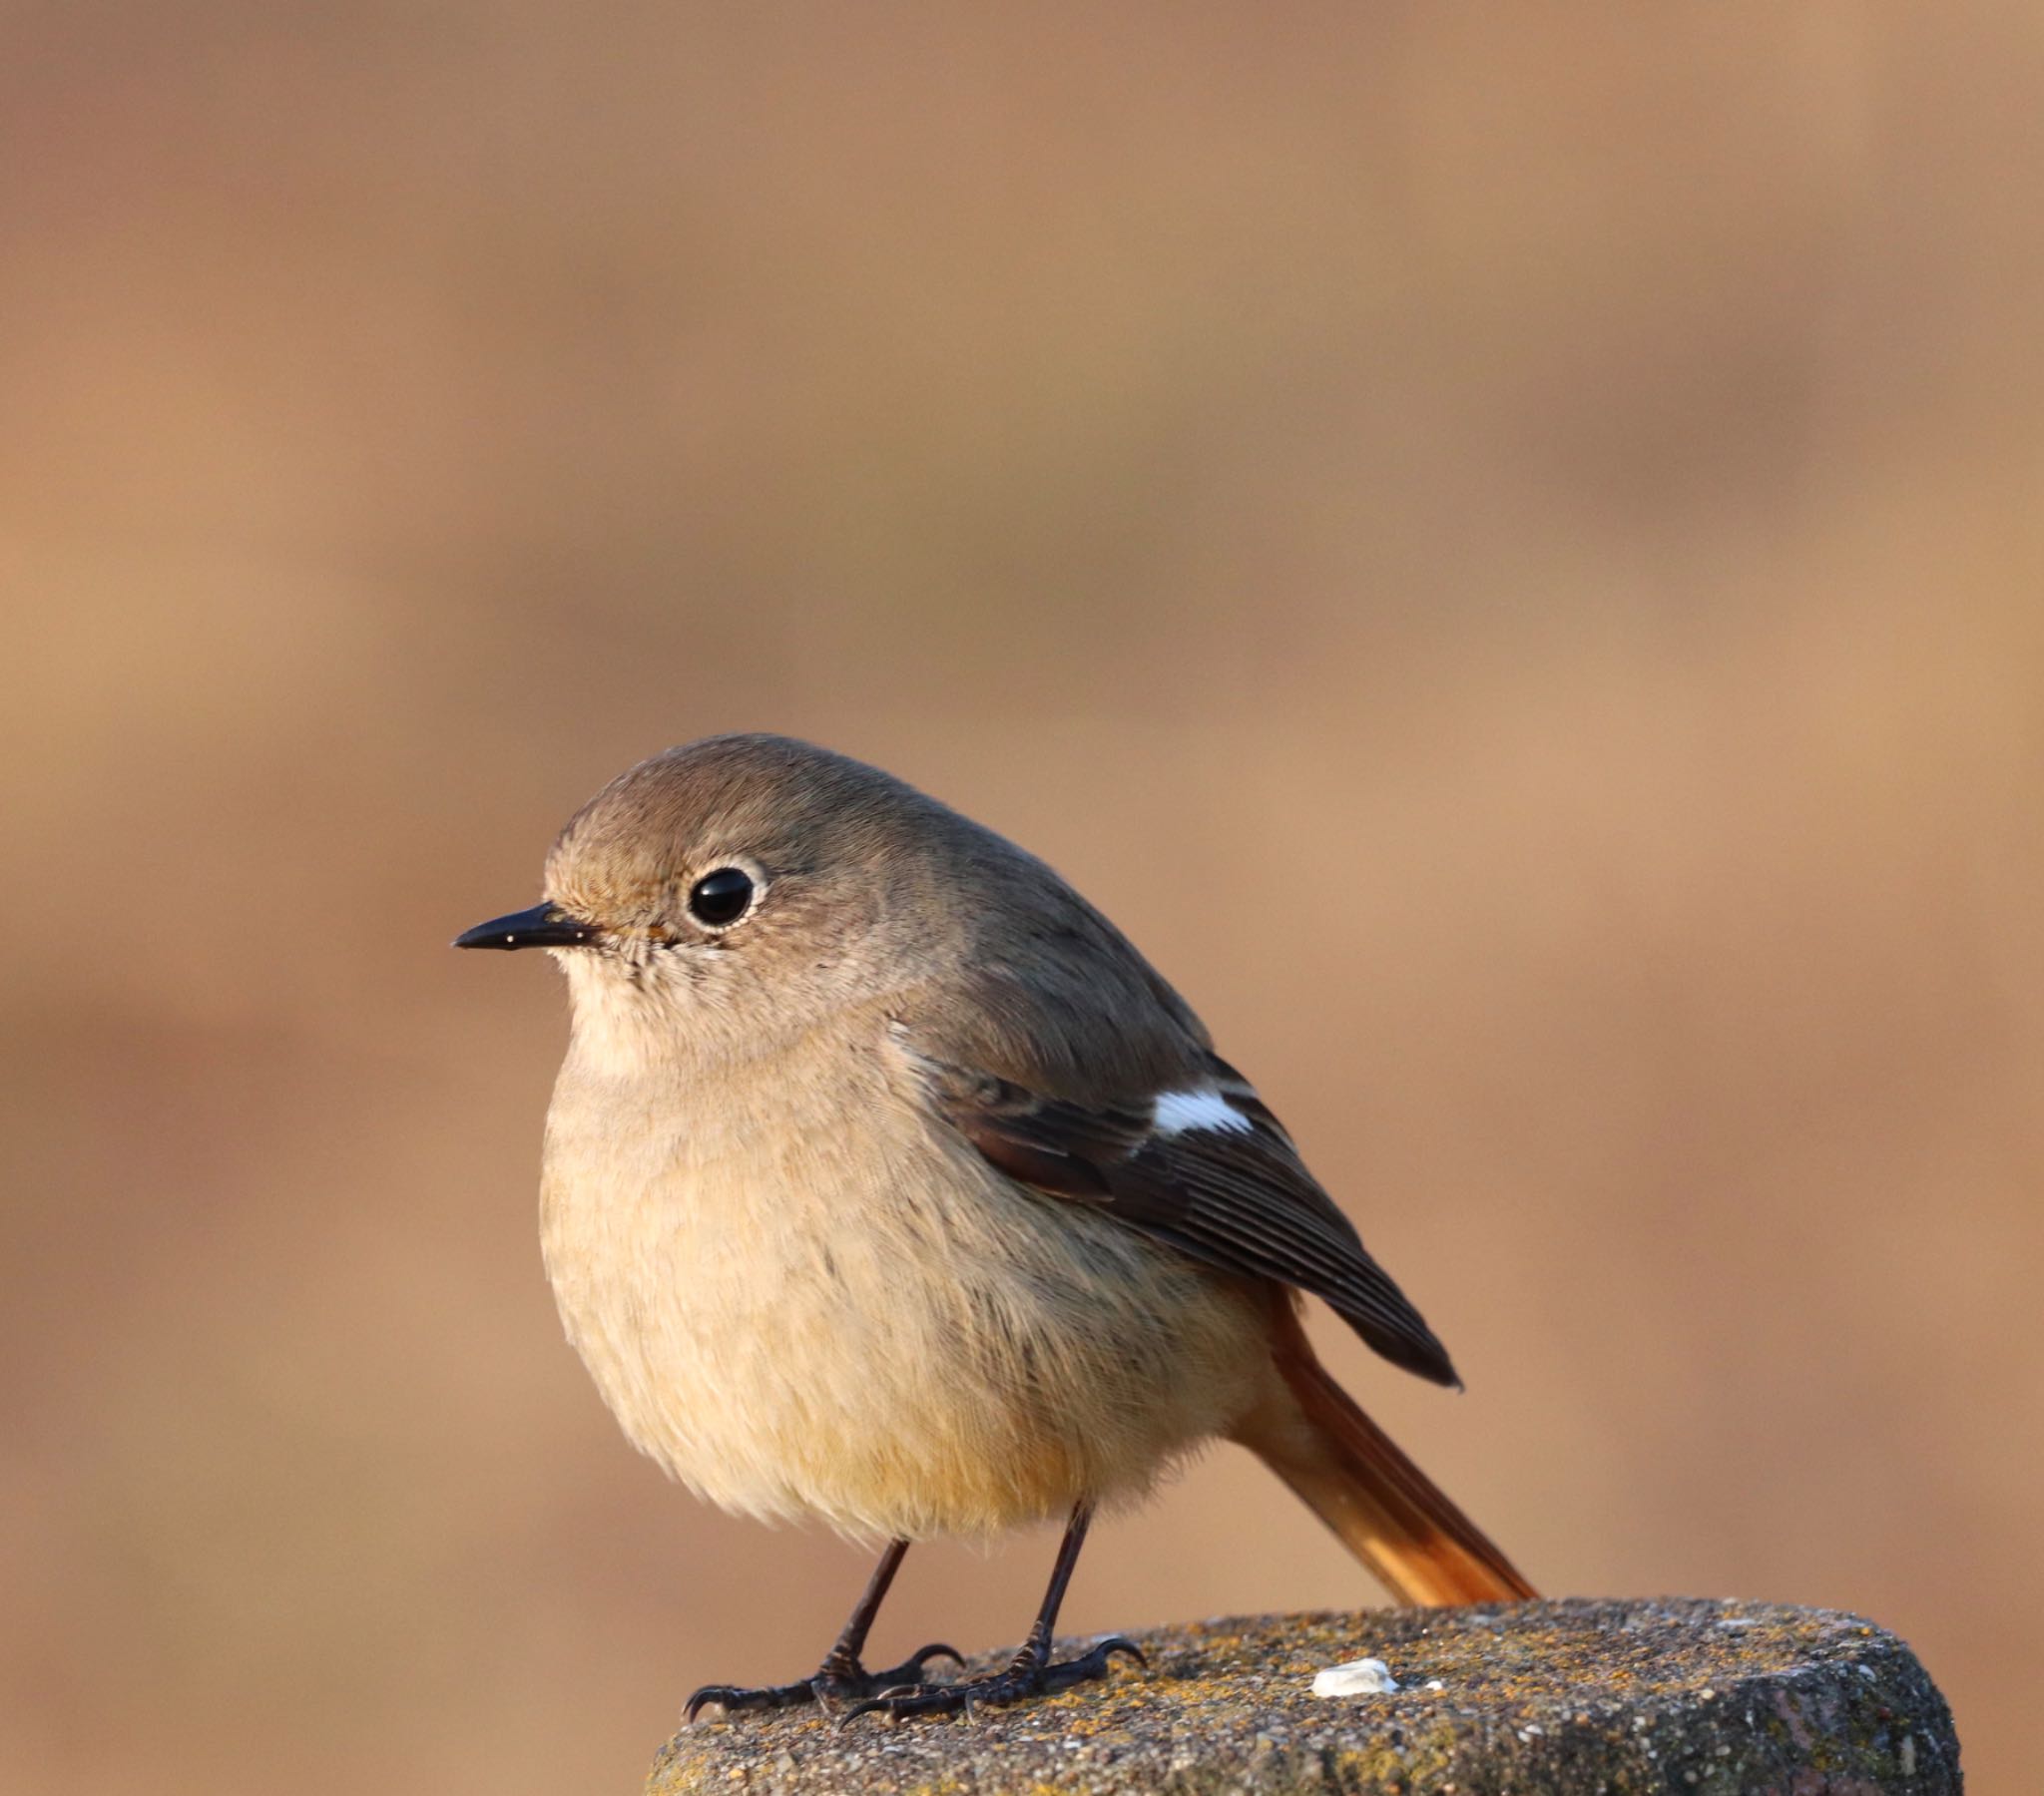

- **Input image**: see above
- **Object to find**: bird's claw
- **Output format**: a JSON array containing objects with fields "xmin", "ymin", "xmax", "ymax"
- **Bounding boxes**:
[
  {"xmin": 686, "ymin": 1642, "xmax": 968, "ymax": 1724},
  {"xmin": 856, "ymin": 1642, "xmax": 965, "ymax": 1689},
  {"xmin": 836, "ymin": 1635, "xmax": 1145, "ymax": 1726}
]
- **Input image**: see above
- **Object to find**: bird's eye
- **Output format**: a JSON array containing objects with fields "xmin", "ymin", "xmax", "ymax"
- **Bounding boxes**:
[{"xmin": 686, "ymin": 867, "xmax": 756, "ymax": 928}]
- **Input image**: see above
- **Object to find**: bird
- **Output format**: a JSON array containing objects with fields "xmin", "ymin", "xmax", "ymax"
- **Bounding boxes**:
[{"xmin": 455, "ymin": 732, "xmax": 1534, "ymax": 1723}]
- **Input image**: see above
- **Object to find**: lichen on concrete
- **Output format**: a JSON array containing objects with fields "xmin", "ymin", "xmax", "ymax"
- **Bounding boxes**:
[{"xmin": 646, "ymin": 1596, "xmax": 1959, "ymax": 1795}]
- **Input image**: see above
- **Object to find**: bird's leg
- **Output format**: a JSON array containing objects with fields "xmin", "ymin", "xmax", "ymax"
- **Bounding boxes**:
[
  {"xmin": 840, "ymin": 1504, "xmax": 1145, "ymax": 1724},
  {"xmin": 685, "ymin": 1540, "xmax": 963, "ymax": 1721}
]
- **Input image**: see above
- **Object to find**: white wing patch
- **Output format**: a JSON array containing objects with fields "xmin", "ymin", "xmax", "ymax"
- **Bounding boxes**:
[{"xmin": 1152, "ymin": 1088, "xmax": 1254, "ymax": 1137}]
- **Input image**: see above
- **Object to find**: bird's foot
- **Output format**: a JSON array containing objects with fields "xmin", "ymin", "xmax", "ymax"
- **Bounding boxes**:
[
  {"xmin": 685, "ymin": 1643, "xmax": 964, "ymax": 1723},
  {"xmin": 839, "ymin": 1635, "xmax": 1145, "ymax": 1724}
]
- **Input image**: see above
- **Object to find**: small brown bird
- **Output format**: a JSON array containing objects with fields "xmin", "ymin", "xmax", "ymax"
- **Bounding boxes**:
[{"xmin": 456, "ymin": 733, "xmax": 1533, "ymax": 1722}]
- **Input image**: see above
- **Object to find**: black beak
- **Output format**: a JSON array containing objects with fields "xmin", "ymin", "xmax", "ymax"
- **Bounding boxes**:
[{"xmin": 452, "ymin": 903, "xmax": 597, "ymax": 951}]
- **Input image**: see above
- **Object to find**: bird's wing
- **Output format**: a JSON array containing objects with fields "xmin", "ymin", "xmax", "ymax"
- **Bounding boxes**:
[{"xmin": 897, "ymin": 1033, "xmax": 1459, "ymax": 1388}]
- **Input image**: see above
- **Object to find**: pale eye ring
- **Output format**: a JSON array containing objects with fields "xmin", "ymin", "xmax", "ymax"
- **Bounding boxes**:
[{"xmin": 686, "ymin": 866, "xmax": 756, "ymax": 928}]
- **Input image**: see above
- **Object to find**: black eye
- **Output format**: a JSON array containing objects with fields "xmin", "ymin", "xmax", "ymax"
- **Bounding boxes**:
[{"xmin": 687, "ymin": 867, "xmax": 756, "ymax": 927}]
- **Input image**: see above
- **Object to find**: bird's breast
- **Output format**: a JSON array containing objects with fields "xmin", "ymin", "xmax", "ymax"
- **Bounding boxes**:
[{"xmin": 536, "ymin": 1028, "xmax": 1268, "ymax": 1538}]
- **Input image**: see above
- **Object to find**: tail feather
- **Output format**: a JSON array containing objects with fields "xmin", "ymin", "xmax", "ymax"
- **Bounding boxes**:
[{"xmin": 1238, "ymin": 1305, "xmax": 1537, "ymax": 1605}]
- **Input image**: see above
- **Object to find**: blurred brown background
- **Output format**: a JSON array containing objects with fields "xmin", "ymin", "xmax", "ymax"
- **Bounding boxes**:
[{"xmin": 5, "ymin": 5, "xmax": 2041, "ymax": 1792}]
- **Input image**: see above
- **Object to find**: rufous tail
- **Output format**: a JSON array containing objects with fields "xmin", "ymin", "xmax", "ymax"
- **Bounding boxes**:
[{"xmin": 1235, "ymin": 1305, "xmax": 1537, "ymax": 1605}]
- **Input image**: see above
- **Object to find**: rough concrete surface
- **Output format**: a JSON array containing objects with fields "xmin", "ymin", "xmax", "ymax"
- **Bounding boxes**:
[{"xmin": 647, "ymin": 1597, "xmax": 1958, "ymax": 1795}]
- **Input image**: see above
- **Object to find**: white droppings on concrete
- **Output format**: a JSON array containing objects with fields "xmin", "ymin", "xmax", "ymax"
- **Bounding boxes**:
[{"xmin": 1311, "ymin": 1657, "xmax": 1400, "ymax": 1697}]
